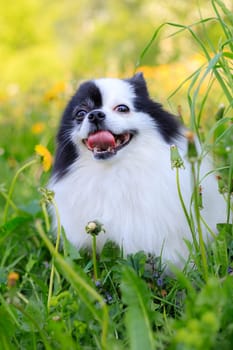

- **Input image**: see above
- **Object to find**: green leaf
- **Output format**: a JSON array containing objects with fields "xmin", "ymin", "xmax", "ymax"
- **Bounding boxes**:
[
  {"xmin": 62, "ymin": 228, "xmax": 81, "ymax": 260},
  {"xmin": 121, "ymin": 266, "xmax": 154, "ymax": 350},
  {"xmin": 211, "ymin": 235, "xmax": 228, "ymax": 275},
  {"xmin": 126, "ymin": 251, "xmax": 147, "ymax": 277},
  {"xmin": 20, "ymin": 299, "xmax": 46, "ymax": 332},
  {"xmin": 223, "ymin": 51, "xmax": 233, "ymax": 59},
  {"xmin": 213, "ymin": 0, "xmax": 233, "ymax": 26},
  {"xmin": 217, "ymin": 223, "xmax": 233, "ymax": 235},
  {"xmin": 0, "ymin": 306, "xmax": 16, "ymax": 340},
  {"xmin": 0, "ymin": 216, "xmax": 32, "ymax": 244}
]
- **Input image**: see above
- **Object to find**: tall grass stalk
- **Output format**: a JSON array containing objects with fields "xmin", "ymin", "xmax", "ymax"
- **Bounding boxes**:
[
  {"xmin": 137, "ymin": 0, "xmax": 233, "ymax": 126},
  {"xmin": 175, "ymin": 167, "xmax": 197, "ymax": 251},
  {"xmin": 3, "ymin": 159, "xmax": 37, "ymax": 223},
  {"xmin": 0, "ymin": 191, "xmax": 18, "ymax": 213},
  {"xmin": 46, "ymin": 197, "xmax": 62, "ymax": 311},
  {"xmin": 191, "ymin": 161, "xmax": 208, "ymax": 281},
  {"xmin": 92, "ymin": 234, "xmax": 98, "ymax": 281},
  {"xmin": 35, "ymin": 220, "xmax": 109, "ymax": 350},
  {"xmin": 226, "ymin": 150, "xmax": 233, "ymax": 224}
]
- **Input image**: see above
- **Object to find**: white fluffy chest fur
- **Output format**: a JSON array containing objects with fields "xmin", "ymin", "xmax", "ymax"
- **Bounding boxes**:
[{"xmin": 50, "ymin": 128, "xmax": 226, "ymax": 266}]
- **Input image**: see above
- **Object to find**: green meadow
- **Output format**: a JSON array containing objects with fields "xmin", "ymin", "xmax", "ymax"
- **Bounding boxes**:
[{"xmin": 0, "ymin": 1, "xmax": 232, "ymax": 349}]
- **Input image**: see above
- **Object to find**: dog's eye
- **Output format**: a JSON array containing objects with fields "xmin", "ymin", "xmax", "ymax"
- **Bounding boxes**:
[
  {"xmin": 114, "ymin": 104, "xmax": 130, "ymax": 113},
  {"xmin": 73, "ymin": 109, "xmax": 87, "ymax": 122}
]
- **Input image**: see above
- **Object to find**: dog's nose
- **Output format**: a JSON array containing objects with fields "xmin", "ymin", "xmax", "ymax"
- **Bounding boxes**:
[{"xmin": 88, "ymin": 110, "xmax": 105, "ymax": 123}]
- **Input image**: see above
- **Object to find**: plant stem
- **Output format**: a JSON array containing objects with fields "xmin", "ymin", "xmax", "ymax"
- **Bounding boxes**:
[
  {"xmin": 175, "ymin": 167, "xmax": 198, "ymax": 252},
  {"xmin": 0, "ymin": 191, "xmax": 18, "ymax": 213},
  {"xmin": 226, "ymin": 148, "xmax": 233, "ymax": 224},
  {"xmin": 191, "ymin": 162, "xmax": 208, "ymax": 281},
  {"xmin": 3, "ymin": 159, "xmax": 37, "ymax": 223},
  {"xmin": 92, "ymin": 235, "xmax": 98, "ymax": 281},
  {"xmin": 41, "ymin": 201, "xmax": 50, "ymax": 232},
  {"xmin": 47, "ymin": 198, "xmax": 61, "ymax": 311}
]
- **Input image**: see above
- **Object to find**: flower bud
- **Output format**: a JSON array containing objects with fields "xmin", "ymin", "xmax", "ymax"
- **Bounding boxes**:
[
  {"xmin": 185, "ymin": 131, "xmax": 198, "ymax": 162},
  {"xmin": 39, "ymin": 187, "xmax": 55, "ymax": 204},
  {"xmin": 85, "ymin": 220, "xmax": 105, "ymax": 236},
  {"xmin": 170, "ymin": 145, "xmax": 185, "ymax": 169},
  {"xmin": 7, "ymin": 272, "xmax": 19, "ymax": 288}
]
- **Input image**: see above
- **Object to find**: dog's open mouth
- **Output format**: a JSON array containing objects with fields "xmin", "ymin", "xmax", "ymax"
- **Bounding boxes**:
[{"xmin": 83, "ymin": 130, "xmax": 133, "ymax": 159}]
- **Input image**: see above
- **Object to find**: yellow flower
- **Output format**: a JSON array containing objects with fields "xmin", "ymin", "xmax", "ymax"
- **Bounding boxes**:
[
  {"xmin": 35, "ymin": 144, "xmax": 53, "ymax": 172},
  {"xmin": 31, "ymin": 122, "xmax": 45, "ymax": 134},
  {"xmin": 44, "ymin": 81, "xmax": 66, "ymax": 101},
  {"xmin": 7, "ymin": 272, "xmax": 20, "ymax": 287}
]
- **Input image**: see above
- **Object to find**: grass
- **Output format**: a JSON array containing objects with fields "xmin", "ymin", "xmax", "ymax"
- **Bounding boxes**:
[{"xmin": 0, "ymin": 1, "xmax": 233, "ymax": 349}]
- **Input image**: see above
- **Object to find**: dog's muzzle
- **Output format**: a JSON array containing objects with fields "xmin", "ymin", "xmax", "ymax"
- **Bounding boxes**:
[
  {"xmin": 83, "ymin": 130, "xmax": 134, "ymax": 159},
  {"xmin": 81, "ymin": 109, "xmax": 135, "ymax": 159}
]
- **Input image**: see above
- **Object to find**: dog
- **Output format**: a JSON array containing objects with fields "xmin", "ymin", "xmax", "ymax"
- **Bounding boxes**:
[{"xmin": 49, "ymin": 73, "xmax": 227, "ymax": 266}]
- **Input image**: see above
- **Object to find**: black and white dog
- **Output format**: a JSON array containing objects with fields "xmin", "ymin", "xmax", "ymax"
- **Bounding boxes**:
[{"xmin": 50, "ymin": 73, "xmax": 226, "ymax": 266}]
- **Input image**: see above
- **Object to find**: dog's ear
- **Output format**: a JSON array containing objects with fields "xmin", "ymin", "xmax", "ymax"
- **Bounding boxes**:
[
  {"xmin": 132, "ymin": 72, "xmax": 145, "ymax": 81},
  {"xmin": 127, "ymin": 72, "xmax": 149, "ymax": 97}
]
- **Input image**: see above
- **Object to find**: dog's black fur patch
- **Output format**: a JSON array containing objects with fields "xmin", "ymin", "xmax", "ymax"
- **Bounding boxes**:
[
  {"xmin": 127, "ymin": 73, "xmax": 181, "ymax": 143},
  {"xmin": 53, "ymin": 81, "xmax": 102, "ymax": 179}
]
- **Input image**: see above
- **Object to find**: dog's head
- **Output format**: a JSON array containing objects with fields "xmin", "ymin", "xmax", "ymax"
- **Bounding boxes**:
[{"xmin": 53, "ymin": 73, "xmax": 180, "ymax": 178}]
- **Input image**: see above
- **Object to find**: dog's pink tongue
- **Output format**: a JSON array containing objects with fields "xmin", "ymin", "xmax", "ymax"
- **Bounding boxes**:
[{"xmin": 87, "ymin": 131, "xmax": 116, "ymax": 150}]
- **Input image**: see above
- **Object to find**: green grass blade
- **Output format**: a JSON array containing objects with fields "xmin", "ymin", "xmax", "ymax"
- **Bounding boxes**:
[
  {"xmin": 121, "ymin": 266, "xmax": 155, "ymax": 350},
  {"xmin": 189, "ymin": 52, "xmax": 222, "ymax": 132},
  {"xmin": 136, "ymin": 19, "xmax": 214, "ymax": 69},
  {"xmin": 135, "ymin": 22, "xmax": 165, "ymax": 69},
  {"xmin": 212, "ymin": 0, "xmax": 233, "ymax": 51}
]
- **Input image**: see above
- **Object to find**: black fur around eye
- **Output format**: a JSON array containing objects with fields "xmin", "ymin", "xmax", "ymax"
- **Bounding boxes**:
[
  {"xmin": 114, "ymin": 104, "xmax": 130, "ymax": 113},
  {"xmin": 73, "ymin": 108, "xmax": 87, "ymax": 122}
]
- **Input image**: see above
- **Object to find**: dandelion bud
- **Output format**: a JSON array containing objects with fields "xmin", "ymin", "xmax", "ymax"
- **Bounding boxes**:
[
  {"xmin": 39, "ymin": 187, "xmax": 55, "ymax": 204},
  {"xmin": 170, "ymin": 145, "xmax": 185, "ymax": 169},
  {"xmin": 7, "ymin": 272, "xmax": 19, "ymax": 288},
  {"xmin": 87, "ymin": 222, "xmax": 97, "ymax": 231},
  {"xmin": 185, "ymin": 130, "xmax": 198, "ymax": 163},
  {"xmin": 184, "ymin": 130, "xmax": 195, "ymax": 142},
  {"xmin": 85, "ymin": 220, "xmax": 105, "ymax": 236}
]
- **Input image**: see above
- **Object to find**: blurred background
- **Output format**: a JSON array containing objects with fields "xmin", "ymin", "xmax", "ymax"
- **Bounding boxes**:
[{"xmin": 1, "ymin": 0, "xmax": 231, "ymax": 93}]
